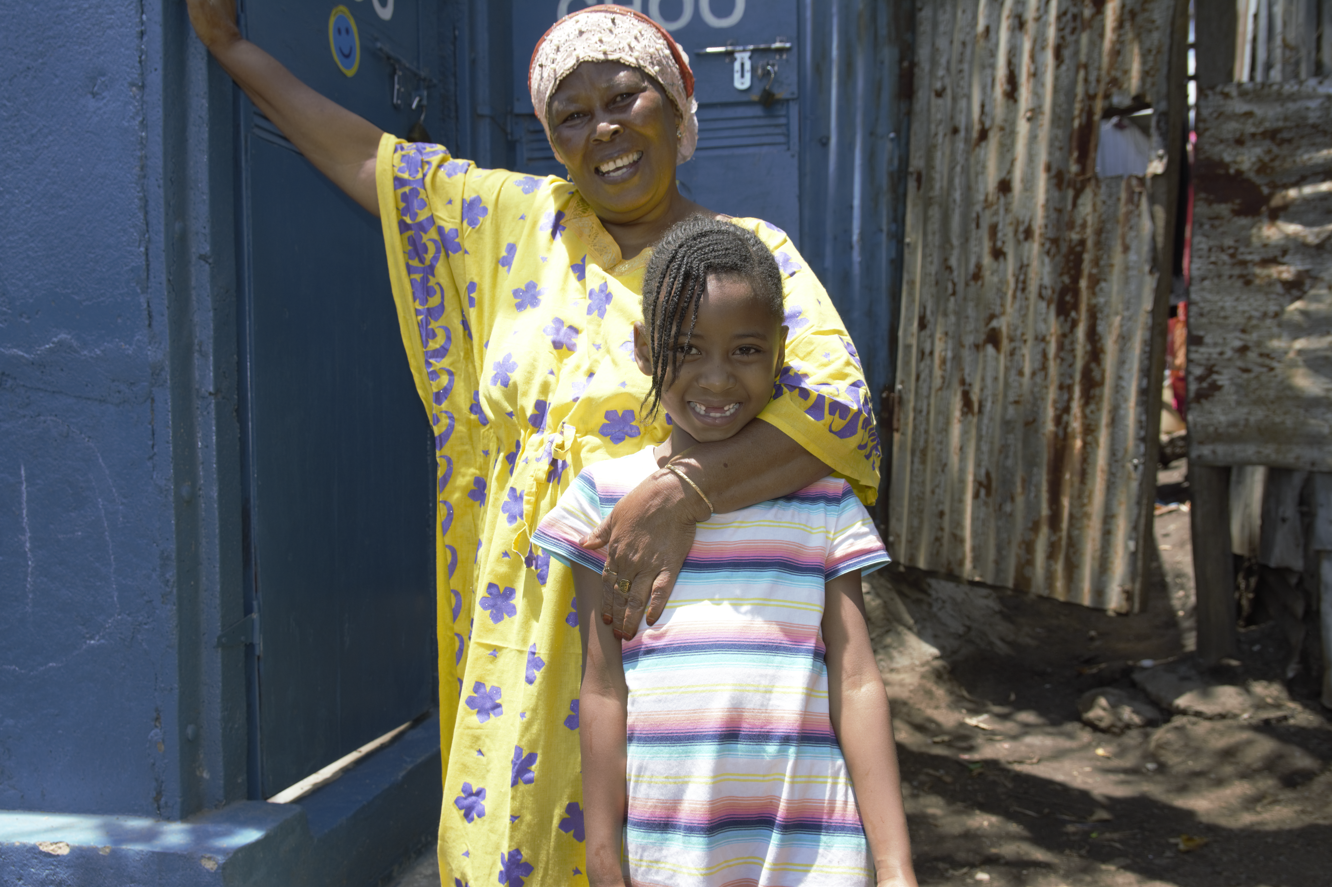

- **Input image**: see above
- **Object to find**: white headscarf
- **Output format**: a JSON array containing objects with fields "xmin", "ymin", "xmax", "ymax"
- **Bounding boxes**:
[{"xmin": 528, "ymin": 6, "xmax": 699, "ymax": 164}]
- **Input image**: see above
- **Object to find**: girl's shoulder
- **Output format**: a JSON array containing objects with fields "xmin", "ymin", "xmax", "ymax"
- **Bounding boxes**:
[{"xmin": 571, "ymin": 447, "xmax": 659, "ymax": 495}]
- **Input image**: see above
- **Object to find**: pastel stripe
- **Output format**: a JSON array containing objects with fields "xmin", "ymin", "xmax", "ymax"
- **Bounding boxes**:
[{"xmin": 533, "ymin": 447, "xmax": 889, "ymax": 886}]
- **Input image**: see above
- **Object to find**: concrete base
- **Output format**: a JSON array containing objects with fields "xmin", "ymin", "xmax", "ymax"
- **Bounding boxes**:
[{"xmin": 0, "ymin": 717, "xmax": 442, "ymax": 887}]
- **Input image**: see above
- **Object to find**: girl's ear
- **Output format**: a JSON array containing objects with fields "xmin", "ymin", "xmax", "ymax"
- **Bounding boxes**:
[{"xmin": 632, "ymin": 322, "xmax": 654, "ymax": 376}]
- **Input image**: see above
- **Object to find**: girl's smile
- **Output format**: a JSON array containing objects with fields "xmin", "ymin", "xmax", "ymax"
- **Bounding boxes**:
[{"xmin": 634, "ymin": 273, "xmax": 786, "ymax": 451}]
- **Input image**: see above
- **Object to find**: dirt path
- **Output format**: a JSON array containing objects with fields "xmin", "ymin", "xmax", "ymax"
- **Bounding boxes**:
[
  {"xmin": 877, "ymin": 461, "xmax": 1332, "ymax": 887},
  {"xmin": 388, "ymin": 461, "xmax": 1332, "ymax": 887}
]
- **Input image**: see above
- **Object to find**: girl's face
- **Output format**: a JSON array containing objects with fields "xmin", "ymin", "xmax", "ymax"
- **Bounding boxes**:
[{"xmin": 634, "ymin": 274, "xmax": 786, "ymax": 446}]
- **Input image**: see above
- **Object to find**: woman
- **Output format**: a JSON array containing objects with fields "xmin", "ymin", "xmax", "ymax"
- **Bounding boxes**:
[{"xmin": 188, "ymin": 3, "xmax": 881, "ymax": 884}]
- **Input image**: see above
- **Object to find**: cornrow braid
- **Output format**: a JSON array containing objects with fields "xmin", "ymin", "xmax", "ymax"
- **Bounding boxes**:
[{"xmin": 640, "ymin": 218, "xmax": 785, "ymax": 423}]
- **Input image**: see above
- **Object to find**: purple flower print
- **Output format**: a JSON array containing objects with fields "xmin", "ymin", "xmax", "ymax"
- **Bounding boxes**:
[
  {"xmin": 843, "ymin": 337, "xmax": 863, "ymax": 370},
  {"xmin": 491, "ymin": 353, "xmax": 517, "ymax": 388},
  {"xmin": 763, "ymin": 220, "xmax": 787, "ymax": 236},
  {"xmin": 565, "ymin": 595, "xmax": 578, "ymax": 628},
  {"xmin": 564, "ymin": 699, "xmax": 579, "ymax": 730},
  {"xmin": 775, "ymin": 250, "xmax": 802, "ymax": 276},
  {"xmin": 397, "ymin": 151, "xmax": 424, "ymax": 178},
  {"xmin": 499, "ymin": 242, "xmax": 517, "ymax": 274},
  {"xmin": 512, "ymin": 281, "xmax": 544, "ymax": 312},
  {"xmin": 443, "ymin": 159, "xmax": 469, "ymax": 178},
  {"xmin": 470, "ymin": 390, "xmax": 490, "ymax": 426},
  {"xmin": 504, "ymin": 439, "xmax": 522, "ymax": 474},
  {"xmin": 784, "ymin": 305, "xmax": 811, "ymax": 333},
  {"xmin": 571, "ymin": 373, "xmax": 594, "ymax": 403},
  {"xmin": 559, "ymin": 802, "xmax": 585, "ymax": 842},
  {"xmin": 464, "ymin": 681, "xmax": 503, "ymax": 723},
  {"xmin": 529, "ymin": 399, "xmax": 548, "ymax": 431},
  {"xmin": 401, "ymin": 186, "xmax": 427, "ymax": 217},
  {"xmin": 501, "ymin": 487, "xmax": 524, "ymax": 526},
  {"xmin": 511, "ymin": 746, "xmax": 538, "ymax": 786},
  {"xmin": 454, "ymin": 632, "xmax": 464, "ymax": 665},
  {"xmin": 525, "ymin": 644, "xmax": 545, "ymax": 684},
  {"xmin": 524, "ymin": 548, "xmax": 550, "ymax": 584},
  {"xmin": 455, "ymin": 879, "xmax": 467, "ymax": 887},
  {"xmin": 571, "ymin": 254, "xmax": 587, "ymax": 281},
  {"xmin": 586, "ymin": 282, "xmax": 612, "ymax": 318},
  {"xmin": 774, "ymin": 364, "xmax": 810, "ymax": 399},
  {"xmin": 599, "ymin": 409, "xmax": 640, "ymax": 445},
  {"xmin": 542, "ymin": 210, "xmax": 567, "ymax": 241},
  {"xmin": 480, "ymin": 582, "xmax": 517, "ymax": 623},
  {"xmin": 442, "ymin": 227, "xmax": 463, "ymax": 255},
  {"xmin": 498, "ymin": 849, "xmax": 534, "ymax": 887},
  {"xmin": 544, "ymin": 317, "xmax": 579, "ymax": 352},
  {"xmin": 546, "ymin": 458, "xmax": 568, "ymax": 485},
  {"xmin": 467, "ymin": 281, "xmax": 477, "ymax": 308},
  {"xmin": 454, "ymin": 783, "xmax": 486, "ymax": 823},
  {"xmin": 452, "ymin": 589, "xmax": 462, "ymax": 621},
  {"xmin": 461, "ymin": 195, "xmax": 488, "ymax": 228},
  {"xmin": 405, "ymin": 230, "xmax": 435, "ymax": 268},
  {"xmin": 514, "ymin": 175, "xmax": 540, "ymax": 194},
  {"xmin": 468, "ymin": 476, "xmax": 487, "ymax": 505}
]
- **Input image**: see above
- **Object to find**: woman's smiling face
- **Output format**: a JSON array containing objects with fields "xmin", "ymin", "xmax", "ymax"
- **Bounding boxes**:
[{"xmin": 546, "ymin": 61, "xmax": 681, "ymax": 224}]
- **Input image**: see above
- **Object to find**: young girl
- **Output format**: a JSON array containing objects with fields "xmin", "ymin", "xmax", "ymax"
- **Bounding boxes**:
[{"xmin": 533, "ymin": 218, "xmax": 917, "ymax": 887}]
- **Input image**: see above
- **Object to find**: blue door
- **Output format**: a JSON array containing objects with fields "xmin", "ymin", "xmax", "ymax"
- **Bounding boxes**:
[
  {"xmin": 238, "ymin": 0, "xmax": 438, "ymax": 798},
  {"xmin": 509, "ymin": 0, "xmax": 802, "ymax": 234}
]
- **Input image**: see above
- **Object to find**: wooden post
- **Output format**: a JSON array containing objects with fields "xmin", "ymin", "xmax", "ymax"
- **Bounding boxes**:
[
  {"xmin": 1311, "ymin": 473, "xmax": 1332, "ymax": 708},
  {"xmin": 1191, "ymin": 463, "xmax": 1237, "ymax": 662}
]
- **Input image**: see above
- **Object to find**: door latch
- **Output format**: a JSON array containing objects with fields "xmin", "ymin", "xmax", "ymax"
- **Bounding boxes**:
[{"xmin": 732, "ymin": 51, "xmax": 752, "ymax": 90}]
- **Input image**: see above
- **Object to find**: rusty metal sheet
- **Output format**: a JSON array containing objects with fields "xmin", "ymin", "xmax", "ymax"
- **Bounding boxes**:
[
  {"xmin": 1189, "ymin": 79, "xmax": 1332, "ymax": 471},
  {"xmin": 1233, "ymin": 0, "xmax": 1330, "ymax": 82},
  {"xmin": 889, "ymin": 0, "xmax": 1183, "ymax": 612}
]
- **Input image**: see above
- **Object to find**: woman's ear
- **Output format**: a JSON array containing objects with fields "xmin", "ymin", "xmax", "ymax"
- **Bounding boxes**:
[{"xmin": 632, "ymin": 322, "xmax": 654, "ymax": 377}]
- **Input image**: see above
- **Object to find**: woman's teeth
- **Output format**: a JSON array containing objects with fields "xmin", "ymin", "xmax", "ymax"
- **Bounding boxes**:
[
  {"xmin": 597, "ymin": 151, "xmax": 642, "ymax": 175},
  {"xmin": 690, "ymin": 401, "xmax": 740, "ymax": 418}
]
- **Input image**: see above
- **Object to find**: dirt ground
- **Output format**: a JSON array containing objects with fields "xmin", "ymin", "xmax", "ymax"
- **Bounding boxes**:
[{"xmin": 388, "ymin": 459, "xmax": 1332, "ymax": 887}]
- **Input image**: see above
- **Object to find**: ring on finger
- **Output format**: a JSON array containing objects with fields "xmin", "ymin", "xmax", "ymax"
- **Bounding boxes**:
[{"xmin": 615, "ymin": 577, "xmax": 632, "ymax": 595}]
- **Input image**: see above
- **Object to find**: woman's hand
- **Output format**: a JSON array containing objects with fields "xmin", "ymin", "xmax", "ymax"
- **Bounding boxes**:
[
  {"xmin": 184, "ymin": 0, "xmax": 384, "ymax": 215},
  {"xmin": 580, "ymin": 468, "xmax": 709, "ymax": 639},
  {"xmin": 186, "ymin": 0, "xmax": 241, "ymax": 51}
]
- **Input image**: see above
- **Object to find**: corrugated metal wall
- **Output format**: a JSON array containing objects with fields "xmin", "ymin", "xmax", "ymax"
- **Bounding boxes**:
[
  {"xmin": 890, "ymin": 0, "xmax": 1185, "ymax": 611},
  {"xmin": 1189, "ymin": 84, "xmax": 1332, "ymax": 471},
  {"xmin": 1232, "ymin": 0, "xmax": 1332, "ymax": 82}
]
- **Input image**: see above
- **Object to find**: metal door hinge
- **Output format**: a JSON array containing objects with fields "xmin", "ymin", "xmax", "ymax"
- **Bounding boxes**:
[{"xmin": 216, "ymin": 613, "xmax": 257, "ymax": 649}]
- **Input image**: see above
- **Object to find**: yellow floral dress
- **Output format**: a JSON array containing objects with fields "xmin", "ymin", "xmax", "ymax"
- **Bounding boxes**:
[{"xmin": 375, "ymin": 133, "xmax": 880, "ymax": 887}]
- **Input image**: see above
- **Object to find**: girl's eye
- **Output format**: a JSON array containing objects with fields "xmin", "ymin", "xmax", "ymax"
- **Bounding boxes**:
[{"xmin": 735, "ymin": 345, "xmax": 762, "ymax": 356}]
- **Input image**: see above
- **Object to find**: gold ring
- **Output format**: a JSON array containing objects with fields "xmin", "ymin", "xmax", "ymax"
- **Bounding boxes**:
[{"xmin": 615, "ymin": 578, "xmax": 632, "ymax": 595}]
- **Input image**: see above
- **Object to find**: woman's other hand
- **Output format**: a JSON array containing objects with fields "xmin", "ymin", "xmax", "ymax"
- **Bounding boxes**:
[
  {"xmin": 184, "ymin": 0, "xmax": 383, "ymax": 216},
  {"xmin": 580, "ymin": 468, "xmax": 708, "ymax": 639},
  {"xmin": 187, "ymin": 0, "xmax": 240, "ymax": 51}
]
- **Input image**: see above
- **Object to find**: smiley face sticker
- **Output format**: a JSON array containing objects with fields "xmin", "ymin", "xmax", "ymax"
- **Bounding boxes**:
[{"xmin": 328, "ymin": 6, "xmax": 360, "ymax": 77}]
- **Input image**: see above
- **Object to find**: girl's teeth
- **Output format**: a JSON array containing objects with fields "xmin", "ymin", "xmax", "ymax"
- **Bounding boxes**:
[{"xmin": 691, "ymin": 402, "xmax": 739, "ymax": 417}]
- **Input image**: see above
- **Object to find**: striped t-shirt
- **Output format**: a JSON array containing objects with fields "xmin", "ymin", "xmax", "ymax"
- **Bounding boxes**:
[{"xmin": 533, "ymin": 446, "xmax": 890, "ymax": 887}]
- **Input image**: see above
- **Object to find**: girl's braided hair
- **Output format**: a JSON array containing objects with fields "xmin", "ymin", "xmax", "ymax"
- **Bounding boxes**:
[{"xmin": 639, "ymin": 217, "xmax": 785, "ymax": 422}]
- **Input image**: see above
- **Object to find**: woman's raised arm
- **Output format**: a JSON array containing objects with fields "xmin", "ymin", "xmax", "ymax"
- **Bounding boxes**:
[{"xmin": 188, "ymin": 0, "xmax": 383, "ymax": 215}]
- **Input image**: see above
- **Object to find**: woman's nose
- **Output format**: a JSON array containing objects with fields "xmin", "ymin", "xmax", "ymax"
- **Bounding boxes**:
[{"xmin": 592, "ymin": 118, "xmax": 623, "ymax": 141}]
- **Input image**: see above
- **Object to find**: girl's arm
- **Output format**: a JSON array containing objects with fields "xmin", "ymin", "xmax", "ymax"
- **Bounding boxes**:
[
  {"xmin": 572, "ymin": 563, "xmax": 631, "ymax": 887},
  {"xmin": 187, "ymin": 0, "xmax": 383, "ymax": 215},
  {"xmin": 822, "ymin": 570, "xmax": 918, "ymax": 887}
]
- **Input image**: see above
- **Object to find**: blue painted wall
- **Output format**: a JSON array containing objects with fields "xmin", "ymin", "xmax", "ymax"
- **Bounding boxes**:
[{"xmin": 0, "ymin": 0, "xmax": 239, "ymax": 820}]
